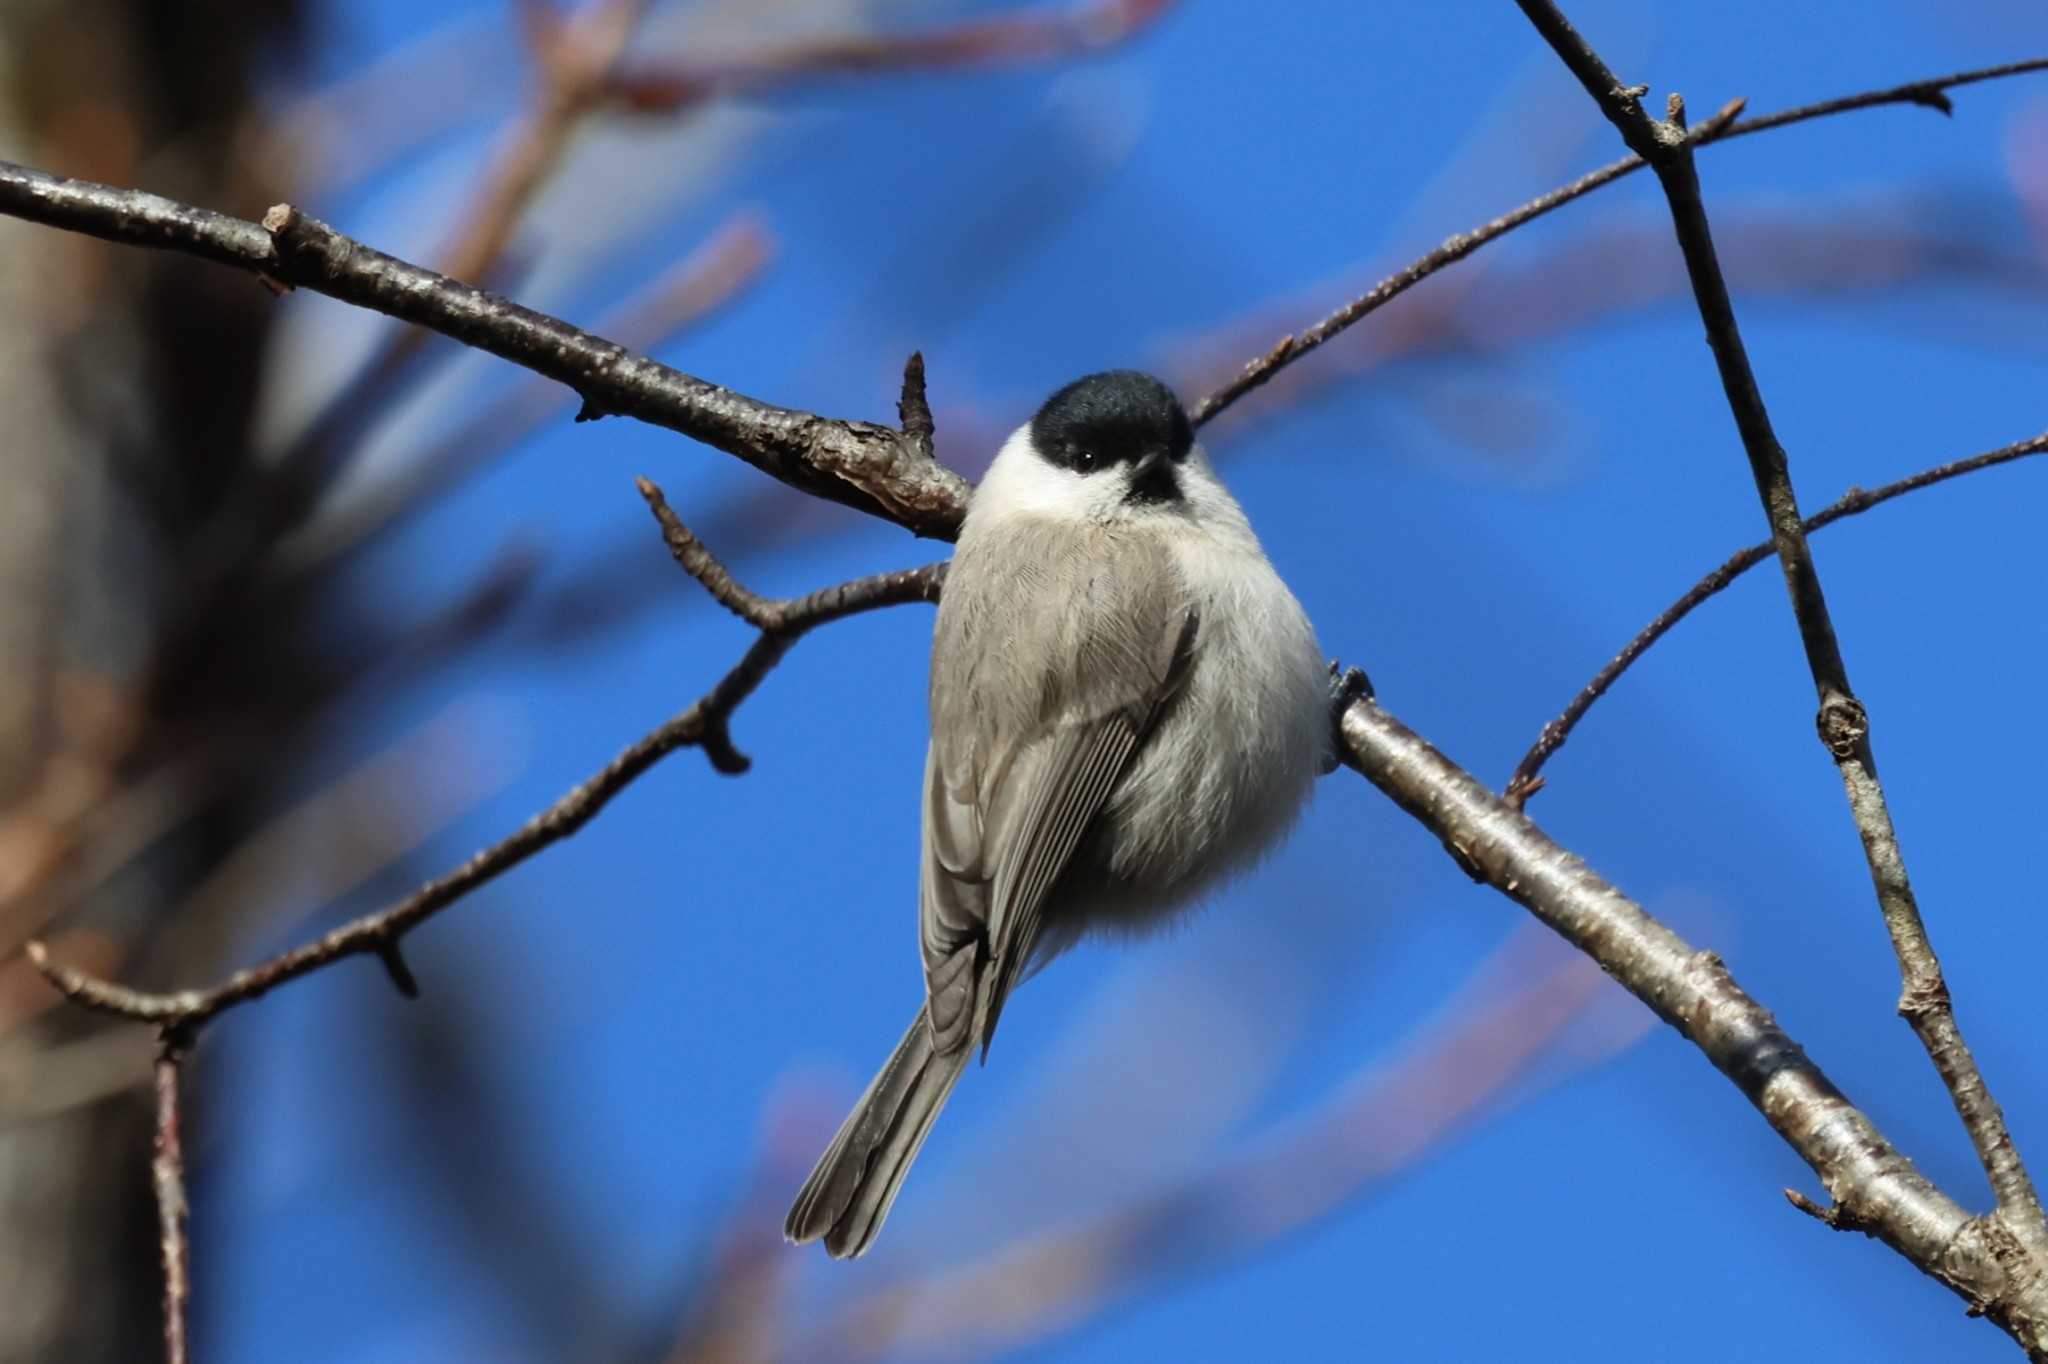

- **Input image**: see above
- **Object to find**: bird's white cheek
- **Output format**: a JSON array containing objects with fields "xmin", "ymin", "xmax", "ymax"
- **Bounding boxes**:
[{"xmin": 968, "ymin": 428, "xmax": 1096, "ymax": 523}]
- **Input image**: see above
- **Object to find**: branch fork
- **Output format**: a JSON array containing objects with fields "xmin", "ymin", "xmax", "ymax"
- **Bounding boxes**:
[{"xmin": 1512, "ymin": 0, "xmax": 2048, "ymax": 1350}]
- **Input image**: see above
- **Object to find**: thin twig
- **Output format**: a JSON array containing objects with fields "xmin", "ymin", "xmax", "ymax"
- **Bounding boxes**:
[
  {"xmin": 1334, "ymin": 697, "xmax": 2048, "ymax": 1355},
  {"xmin": 186, "ymin": 0, "xmax": 701, "ymax": 625},
  {"xmin": 1514, "ymin": 0, "xmax": 2046, "ymax": 1267},
  {"xmin": 152, "ymin": 1032, "xmax": 191, "ymax": 1364},
  {"xmin": 604, "ymin": 0, "xmax": 1177, "ymax": 111},
  {"xmin": 1505, "ymin": 430, "xmax": 2048, "ymax": 806},
  {"xmin": 253, "ymin": 0, "xmax": 653, "ymax": 498},
  {"xmin": 638, "ymin": 480, "xmax": 775, "ymax": 626},
  {"xmin": 897, "ymin": 350, "xmax": 937, "ymax": 465},
  {"xmin": 26, "ymin": 497, "xmax": 943, "ymax": 1029},
  {"xmin": 284, "ymin": 211, "xmax": 775, "ymax": 576},
  {"xmin": 1785, "ymin": 1187, "xmax": 1876, "ymax": 1236},
  {"xmin": 194, "ymin": 40, "xmax": 595, "ymax": 624},
  {"xmin": 1721, "ymin": 59, "xmax": 2048, "ymax": 139},
  {"xmin": 1191, "ymin": 56, "xmax": 2048, "ymax": 427},
  {"xmin": 440, "ymin": 0, "xmax": 653, "ymax": 328}
]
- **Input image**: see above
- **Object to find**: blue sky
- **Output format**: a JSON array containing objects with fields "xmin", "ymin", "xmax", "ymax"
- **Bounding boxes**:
[{"xmin": 192, "ymin": 2, "xmax": 2048, "ymax": 1359}]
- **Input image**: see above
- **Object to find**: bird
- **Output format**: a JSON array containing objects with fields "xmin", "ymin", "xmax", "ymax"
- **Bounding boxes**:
[{"xmin": 785, "ymin": 370, "xmax": 1333, "ymax": 1258}]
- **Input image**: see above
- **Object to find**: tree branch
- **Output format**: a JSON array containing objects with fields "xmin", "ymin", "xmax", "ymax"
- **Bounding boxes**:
[
  {"xmin": 1505, "ymin": 430, "xmax": 2048, "ymax": 805},
  {"xmin": 1336, "ymin": 697, "xmax": 2048, "ymax": 1357},
  {"xmin": 152, "ymin": 1031, "xmax": 190, "ymax": 1364},
  {"xmin": 1190, "ymin": 56, "xmax": 2048, "ymax": 428},
  {"xmin": 284, "ymin": 212, "xmax": 775, "ymax": 577},
  {"xmin": 243, "ymin": 0, "xmax": 658, "ymax": 548},
  {"xmin": 1515, "ymin": 0, "xmax": 2047, "ymax": 1285},
  {"xmin": 7, "ymin": 49, "xmax": 2042, "ymax": 529},
  {"xmin": 603, "ymin": 0, "xmax": 1178, "ymax": 112},
  {"xmin": 26, "ymin": 488, "xmax": 943, "ymax": 1029},
  {"xmin": 0, "ymin": 159, "xmax": 969, "ymax": 538}
]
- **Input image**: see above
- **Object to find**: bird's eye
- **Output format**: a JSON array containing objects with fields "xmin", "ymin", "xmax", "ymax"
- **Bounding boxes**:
[{"xmin": 1065, "ymin": 442, "xmax": 1096, "ymax": 470}]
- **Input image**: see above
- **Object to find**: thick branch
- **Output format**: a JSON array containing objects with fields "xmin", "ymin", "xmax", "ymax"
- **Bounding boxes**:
[
  {"xmin": 1506, "ymin": 430, "xmax": 2048, "ymax": 804},
  {"xmin": 1337, "ymin": 698, "xmax": 2048, "ymax": 1357},
  {"xmin": 1516, "ymin": 0, "xmax": 2046, "ymax": 1275},
  {"xmin": 28, "ymin": 500, "xmax": 944, "ymax": 1029},
  {"xmin": 0, "ymin": 159, "xmax": 968, "ymax": 538}
]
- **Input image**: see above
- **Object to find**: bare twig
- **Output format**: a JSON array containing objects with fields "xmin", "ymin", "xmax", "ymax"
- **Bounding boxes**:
[
  {"xmin": 1514, "ymin": 0, "xmax": 2047, "ymax": 1279},
  {"xmin": 438, "ymin": 0, "xmax": 653, "ymax": 326},
  {"xmin": 285, "ymin": 212, "xmax": 775, "ymax": 575},
  {"xmin": 1785, "ymin": 1186, "xmax": 1875, "ymax": 1235},
  {"xmin": 26, "ymin": 493, "xmax": 943, "ymax": 1029},
  {"xmin": 8, "ymin": 46, "xmax": 2043, "ymax": 532},
  {"xmin": 152, "ymin": 1033, "xmax": 190, "ymax": 1364},
  {"xmin": 0, "ymin": 160, "xmax": 969, "ymax": 537},
  {"xmin": 1720, "ymin": 59, "xmax": 2048, "ymax": 138},
  {"xmin": 255, "ymin": 0, "xmax": 652, "ymax": 492},
  {"xmin": 1505, "ymin": 430, "xmax": 2048, "ymax": 806},
  {"xmin": 1191, "ymin": 56, "xmax": 2048, "ymax": 427},
  {"xmin": 603, "ymin": 0, "xmax": 1177, "ymax": 112},
  {"xmin": 1335, "ymin": 697, "xmax": 2048, "ymax": 1356},
  {"xmin": 179, "ymin": 1, "xmax": 691, "ymax": 638}
]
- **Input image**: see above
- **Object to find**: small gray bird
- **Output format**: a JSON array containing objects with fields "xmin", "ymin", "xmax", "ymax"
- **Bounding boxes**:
[{"xmin": 785, "ymin": 371, "xmax": 1330, "ymax": 1258}]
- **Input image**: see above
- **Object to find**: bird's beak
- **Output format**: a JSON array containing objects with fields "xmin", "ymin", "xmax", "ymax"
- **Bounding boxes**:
[{"xmin": 1122, "ymin": 446, "xmax": 1182, "ymax": 506}]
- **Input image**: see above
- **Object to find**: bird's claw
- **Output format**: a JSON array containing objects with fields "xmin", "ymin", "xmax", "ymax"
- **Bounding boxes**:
[{"xmin": 1321, "ymin": 661, "xmax": 1374, "ymax": 773}]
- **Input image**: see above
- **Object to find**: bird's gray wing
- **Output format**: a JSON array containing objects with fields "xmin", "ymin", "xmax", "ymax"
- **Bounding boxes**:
[{"xmin": 921, "ymin": 603, "xmax": 1198, "ymax": 1061}]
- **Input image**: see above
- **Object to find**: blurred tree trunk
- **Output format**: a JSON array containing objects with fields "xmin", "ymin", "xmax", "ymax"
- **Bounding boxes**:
[{"xmin": 0, "ymin": 3, "xmax": 300, "ymax": 1358}]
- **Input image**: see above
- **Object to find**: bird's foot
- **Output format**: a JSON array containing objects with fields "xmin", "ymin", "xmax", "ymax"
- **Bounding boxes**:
[{"xmin": 1321, "ymin": 661, "xmax": 1374, "ymax": 773}]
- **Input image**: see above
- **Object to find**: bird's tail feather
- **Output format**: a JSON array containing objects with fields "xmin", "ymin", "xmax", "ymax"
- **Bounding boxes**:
[{"xmin": 784, "ymin": 1007, "xmax": 968, "ymax": 1258}]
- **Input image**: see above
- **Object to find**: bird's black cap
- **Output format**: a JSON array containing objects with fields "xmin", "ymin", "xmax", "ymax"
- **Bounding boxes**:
[{"xmin": 1029, "ymin": 370, "xmax": 1194, "ymax": 477}]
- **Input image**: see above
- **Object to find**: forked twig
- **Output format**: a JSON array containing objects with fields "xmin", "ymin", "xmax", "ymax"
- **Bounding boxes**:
[
  {"xmin": 1512, "ymin": 0, "xmax": 2047, "ymax": 1344},
  {"xmin": 1505, "ymin": 431, "xmax": 2048, "ymax": 806},
  {"xmin": 28, "ymin": 493, "xmax": 943, "ymax": 1030},
  {"xmin": 1190, "ymin": 56, "xmax": 2048, "ymax": 428}
]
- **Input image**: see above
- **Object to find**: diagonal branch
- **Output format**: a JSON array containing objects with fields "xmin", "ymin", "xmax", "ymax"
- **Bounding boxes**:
[
  {"xmin": 1514, "ymin": 0, "xmax": 2046, "ymax": 1273},
  {"xmin": 1505, "ymin": 430, "xmax": 2048, "ymax": 805},
  {"xmin": 245, "ymin": 0, "xmax": 658, "ymax": 537},
  {"xmin": 0, "ymin": 159, "xmax": 969, "ymax": 538},
  {"xmin": 282, "ymin": 210, "xmax": 776, "ymax": 576},
  {"xmin": 1190, "ymin": 56, "xmax": 2048, "ymax": 428},
  {"xmin": 26, "ymin": 489, "xmax": 943, "ymax": 1031},
  {"xmin": 1335, "ymin": 697, "xmax": 2048, "ymax": 1357}
]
